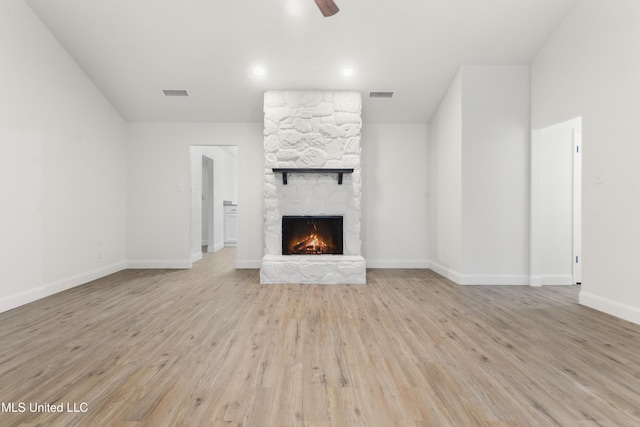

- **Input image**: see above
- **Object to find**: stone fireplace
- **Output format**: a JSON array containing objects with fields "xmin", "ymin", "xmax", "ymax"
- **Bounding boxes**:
[{"xmin": 260, "ymin": 90, "xmax": 366, "ymax": 284}]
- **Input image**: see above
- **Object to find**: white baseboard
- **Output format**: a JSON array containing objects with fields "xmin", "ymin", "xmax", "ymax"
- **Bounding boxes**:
[
  {"xmin": 127, "ymin": 260, "xmax": 192, "ymax": 269},
  {"xmin": 429, "ymin": 262, "xmax": 529, "ymax": 285},
  {"xmin": 530, "ymin": 275, "xmax": 574, "ymax": 286},
  {"xmin": 458, "ymin": 274, "xmax": 529, "ymax": 285},
  {"xmin": 579, "ymin": 291, "xmax": 640, "ymax": 326},
  {"xmin": 429, "ymin": 262, "xmax": 463, "ymax": 284},
  {"xmin": 208, "ymin": 242, "xmax": 224, "ymax": 252},
  {"xmin": 236, "ymin": 260, "xmax": 261, "ymax": 269},
  {"xmin": 0, "ymin": 261, "xmax": 127, "ymax": 314},
  {"xmin": 542, "ymin": 274, "xmax": 574, "ymax": 285},
  {"xmin": 529, "ymin": 275, "xmax": 543, "ymax": 287},
  {"xmin": 191, "ymin": 252, "xmax": 203, "ymax": 263},
  {"xmin": 366, "ymin": 260, "xmax": 430, "ymax": 269}
]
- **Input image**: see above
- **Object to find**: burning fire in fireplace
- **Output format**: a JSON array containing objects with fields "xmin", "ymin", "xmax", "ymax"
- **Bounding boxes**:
[
  {"xmin": 291, "ymin": 226, "xmax": 328, "ymax": 254},
  {"xmin": 282, "ymin": 216, "xmax": 343, "ymax": 255}
]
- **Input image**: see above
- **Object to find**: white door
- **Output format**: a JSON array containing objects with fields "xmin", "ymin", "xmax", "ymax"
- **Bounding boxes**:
[{"xmin": 531, "ymin": 117, "xmax": 582, "ymax": 285}]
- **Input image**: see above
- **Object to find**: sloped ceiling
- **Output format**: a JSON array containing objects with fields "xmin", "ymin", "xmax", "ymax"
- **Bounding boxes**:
[{"xmin": 26, "ymin": 0, "xmax": 579, "ymax": 123}]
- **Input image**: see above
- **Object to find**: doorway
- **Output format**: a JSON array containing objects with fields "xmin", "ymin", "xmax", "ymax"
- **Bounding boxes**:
[
  {"xmin": 189, "ymin": 145, "xmax": 238, "ymax": 263},
  {"xmin": 530, "ymin": 117, "xmax": 582, "ymax": 285}
]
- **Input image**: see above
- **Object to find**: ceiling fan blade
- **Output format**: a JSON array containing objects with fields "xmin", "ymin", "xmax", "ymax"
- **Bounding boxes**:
[{"xmin": 314, "ymin": 0, "xmax": 339, "ymax": 17}]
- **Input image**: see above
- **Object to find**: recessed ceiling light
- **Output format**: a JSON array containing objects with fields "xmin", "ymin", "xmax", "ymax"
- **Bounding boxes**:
[
  {"xmin": 253, "ymin": 66, "xmax": 266, "ymax": 76},
  {"xmin": 285, "ymin": 0, "xmax": 304, "ymax": 17},
  {"xmin": 342, "ymin": 68, "xmax": 354, "ymax": 77}
]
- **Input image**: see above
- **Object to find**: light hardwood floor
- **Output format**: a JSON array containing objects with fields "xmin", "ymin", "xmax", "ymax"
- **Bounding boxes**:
[{"xmin": 1, "ymin": 248, "xmax": 640, "ymax": 426}]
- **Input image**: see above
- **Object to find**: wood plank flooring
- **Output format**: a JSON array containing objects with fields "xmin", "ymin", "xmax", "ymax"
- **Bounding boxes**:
[{"xmin": 1, "ymin": 248, "xmax": 640, "ymax": 426}]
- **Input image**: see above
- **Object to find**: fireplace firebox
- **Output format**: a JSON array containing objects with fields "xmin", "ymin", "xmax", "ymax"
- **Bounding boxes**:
[{"xmin": 282, "ymin": 216, "xmax": 343, "ymax": 255}]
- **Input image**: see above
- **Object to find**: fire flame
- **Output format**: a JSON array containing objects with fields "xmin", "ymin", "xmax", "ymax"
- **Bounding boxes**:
[{"xmin": 291, "ymin": 232, "xmax": 329, "ymax": 254}]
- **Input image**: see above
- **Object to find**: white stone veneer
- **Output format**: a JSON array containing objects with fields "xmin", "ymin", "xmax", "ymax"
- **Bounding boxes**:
[{"xmin": 260, "ymin": 91, "xmax": 366, "ymax": 284}]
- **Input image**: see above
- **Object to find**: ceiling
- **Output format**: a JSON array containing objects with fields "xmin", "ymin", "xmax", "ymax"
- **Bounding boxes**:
[{"xmin": 26, "ymin": 0, "xmax": 579, "ymax": 124}]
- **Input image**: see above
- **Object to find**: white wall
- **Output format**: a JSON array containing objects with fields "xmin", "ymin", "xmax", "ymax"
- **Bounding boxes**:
[
  {"xmin": 128, "ymin": 121, "xmax": 431, "ymax": 271},
  {"xmin": 361, "ymin": 124, "xmax": 430, "ymax": 267},
  {"xmin": 189, "ymin": 147, "xmax": 204, "ymax": 263},
  {"xmin": 126, "ymin": 123, "xmax": 263, "ymax": 269},
  {"xmin": 531, "ymin": 0, "xmax": 640, "ymax": 324},
  {"xmin": 429, "ymin": 66, "xmax": 530, "ymax": 284},
  {"xmin": 0, "ymin": 0, "xmax": 127, "ymax": 312},
  {"xmin": 460, "ymin": 66, "xmax": 530, "ymax": 283},
  {"xmin": 429, "ymin": 71, "xmax": 463, "ymax": 280}
]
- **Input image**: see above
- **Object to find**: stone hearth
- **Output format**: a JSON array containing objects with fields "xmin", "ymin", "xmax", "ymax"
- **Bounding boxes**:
[{"xmin": 260, "ymin": 90, "xmax": 366, "ymax": 284}]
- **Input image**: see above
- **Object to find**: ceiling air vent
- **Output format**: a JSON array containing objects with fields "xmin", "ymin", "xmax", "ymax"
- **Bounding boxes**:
[
  {"xmin": 369, "ymin": 91, "xmax": 394, "ymax": 99},
  {"xmin": 163, "ymin": 89, "xmax": 189, "ymax": 97}
]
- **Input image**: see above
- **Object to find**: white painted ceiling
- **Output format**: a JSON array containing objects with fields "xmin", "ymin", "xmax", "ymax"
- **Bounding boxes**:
[{"xmin": 26, "ymin": 0, "xmax": 579, "ymax": 123}]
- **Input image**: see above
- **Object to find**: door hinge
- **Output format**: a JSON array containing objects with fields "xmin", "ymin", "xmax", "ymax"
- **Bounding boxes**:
[{"xmin": 576, "ymin": 256, "xmax": 579, "ymax": 263}]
